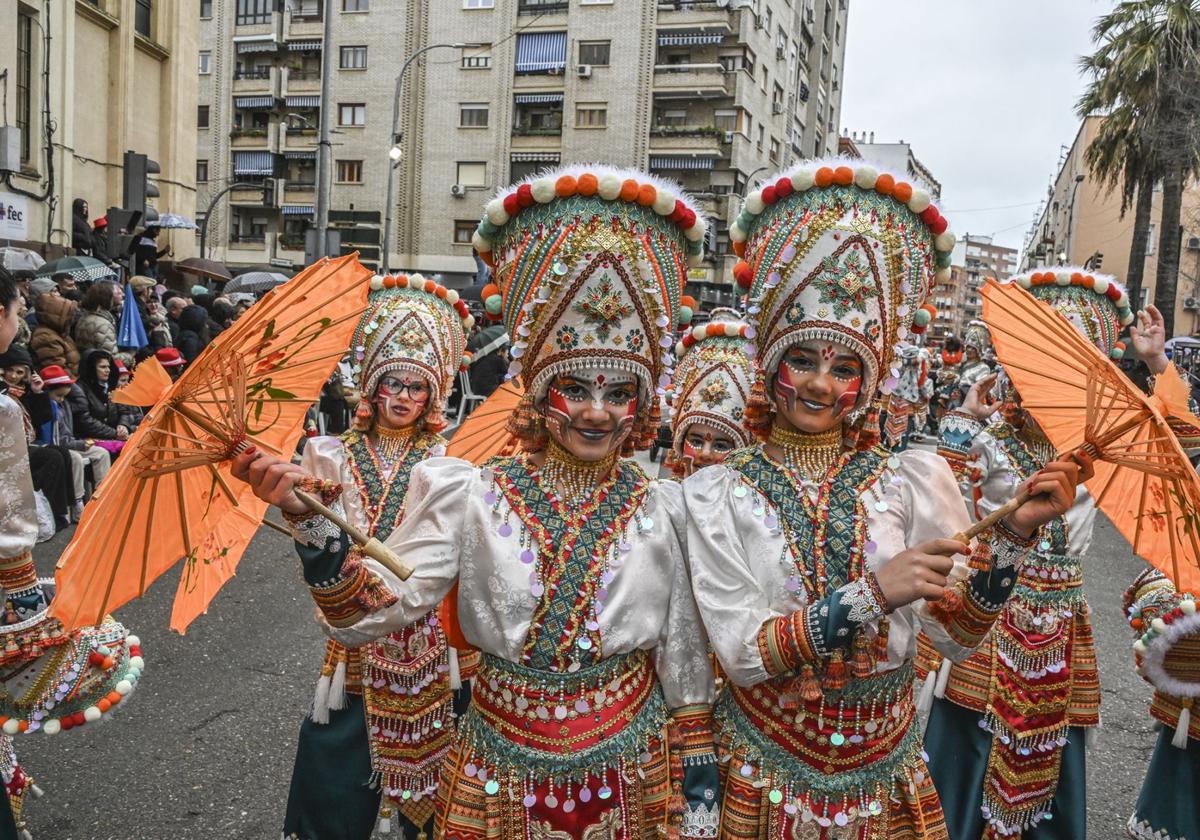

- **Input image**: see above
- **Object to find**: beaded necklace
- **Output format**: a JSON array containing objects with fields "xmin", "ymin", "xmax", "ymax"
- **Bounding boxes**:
[
  {"xmin": 369, "ymin": 423, "xmax": 417, "ymax": 476},
  {"xmin": 535, "ymin": 440, "xmax": 620, "ymax": 509},
  {"xmin": 766, "ymin": 424, "xmax": 844, "ymax": 483}
]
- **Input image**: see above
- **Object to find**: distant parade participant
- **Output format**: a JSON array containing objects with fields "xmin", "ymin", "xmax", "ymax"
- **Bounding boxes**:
[
  {"xmin": 684, "ymin": 160, "xmax": 1083, "ymax": 838},
  {"xmin": 666, "ymin": 307, "xmax": 755, "ymax": 478},
  {"xmin": 235, "ymin": 166, "xmax": 720, "ymax": 838},
  {"xmin": 918, "ymin": 268, "xmax": 1135, "ymax": 839},
  {"xmin": 281, "ymin": 274, "xmax": 470, "ymax": 840},
  {"xmin": 954, "ymin": 320, "xmax": 994, "ymax": 403},
  {"xmin": 1123, "ymin": 567, "xmax": 1200, "ymax": 840},
  {"xmin": 935, "ymin": 334, "xmax": 965, "ymax": 417},
  {"xmin": 882, "ymin": 333, "xmax": 935, "ymax": 451}
]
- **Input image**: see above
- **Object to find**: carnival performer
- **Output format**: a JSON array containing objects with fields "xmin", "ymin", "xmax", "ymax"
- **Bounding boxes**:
[
  {"xmin": 881, "ymin": 332, "xmax": 935, "ymax": 451},
  {"xmin": 934, "ymin": 335, "xmax": 965, "ymax": 418},
  {"xmin": 1123, "ymin": 567, "xmax": 1200, "ymax": 840},
  {"xmin": 916, "ymin": 269, "xmax": 1136, "ymax": 839},
  {"xmin": 234, "ymin": 166, "xmax": 720, "ymax": 838},
  {"xmin": 0, "ymin": 268, "xmax": 144, "ymax": 840},
  {"xmin": 957, "ymin": 321, "xmax": 994, "ymax": 399},
  {"xmin": 282, "ymin": 274, "xmax": 471, "ymax": 840},
  {"xmin": 683, "ymin": 160, "xmax": 1084, "ymax": 839},
  {"xmin": 666, "ymin": 307, "xmax": 755, "ymax": 478}
]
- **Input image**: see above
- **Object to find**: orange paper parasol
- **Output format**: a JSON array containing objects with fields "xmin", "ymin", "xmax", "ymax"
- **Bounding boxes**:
[
  {"xmin": 445, "ymin": 380, "xmax": 523, "ymax": 462},
  {"xmin": 980, "ymin": 278, "xmax": 1200, "ymax": 592},
  {"xmin": 52, "ymin": 255, "xmax": 405, "ymax": 633}
]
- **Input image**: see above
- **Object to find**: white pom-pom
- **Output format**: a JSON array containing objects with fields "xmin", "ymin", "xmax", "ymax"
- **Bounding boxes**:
[
  {"xmin": 531, "ymin": 178, "xmax": 556, "ymax": 203},
  {"xmin": 853, "ymin": 166, "xmax": 878, "ymax": 190},
  {"xmin": 1134, "ymin": 639, "xmax": 1147, "ymax": 654},
  {"xmin": 935, "ymin": 231, "xmax": 956, "ymax": 252},
  {"xmin": 687, "ymin": 251, "xmax": 704, "ymax": 268},
  {"xmin": 653, "ymin": 189, "xmax": 676, "ymax": 216},
  {"xmin": 676, "ymin": 341, "xmax": 687, "ymax": 356},
  {"xmin": 485, "ymin": 199, "xmax": 509, "ymax": 226},
  {"xmin": 409, "ymin": 275, "xmax": 426, "ymax": 291},
  {"xmin": 370, "ymin": 276, "xmax": 384, "ymax": 291},
  {"xmin": 745, "ymin": 191, "xmax": 765, "ymax": 215},
  {"xmin": 692, "ymin": 325, "xmax": 707, "ymax": 341},
  {"xmin": 43, "ymin": 719, "xmax": 61, "ymax": 735},
  {"xmin": 84, "ymin": 706, "xmax": 102, "ymax": 723},
  {"xmin": 1055, "ymin": 271, "xmax": 1071, "ymax": 286},
  {"xmin": 729, "ymin": 223, "xmax": 746, "ymax": 243},
  {"xmin": 471, "ymin": 231, "xmax": 490, "ymax": 252},
  {"xmin": 1092, "ymin": 277, "xmax": 1109, "ymax": 295},
  {"xmin": 2, "ymin": 719, "xmax": 18, "ymax": 735},
  {"xmin": 1152, "ymin": 618, "xmax": 1168, "ymax": 634},
  {"xmin": 790, "ymin": 169, "xmax": 815, "ymax": 192},
  {"xmin": 130, "ymin": 655, "xmax": 145, "ymax": 670},
  {"xmin": 907, "ymin": 189, "xmax": 931, "ymax": 214},
  {"xmin": 598, "ymin": 174, "xmax": 622, "ymax": 200},
  {"xmin": 685, "ymin": 216, "xmax": 706, "ymax": 242},
  {"xmin": 1181, "ymin": 598, "xmax": 1196, "ymax": 615},
  {"xmin": 445, "ymin": 289, "xmax": 460, "ymax": 305},
  {"xmin": 1120, "ymin": 311, "xmax": 1136, "ymax": 327},
  {"xmin": 464, "ymin": 315, "xmax": 476, "ymax": 330},
  {"xmin": 935, "ymin": 266, "xmax": 951, "ymax": 283},
  {"xmin": 126, "ymin": 635, "xmax": 140, "ymax": 646},
  {"xmin": 115, "ymin": 679, "xmax": 133, "ymax": 696},
  {"xmin": 1017, "ymin": 274, "xmax": 1034, "ymax": 289},
  {"xmin": 724, "ymin": 322, "xmax": 739, "ymax": 337},
  {"xmin": 1117, "ymin": 292, "xmax": 1130, "ymax": 308}
]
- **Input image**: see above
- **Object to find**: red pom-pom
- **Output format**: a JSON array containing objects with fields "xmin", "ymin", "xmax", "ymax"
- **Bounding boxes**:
[
  {"xmin": 502, "ymin": 193, "xmax": 520, "ymax": 216},
  {"xmin": 71, "ymin": 712, "xmax": 87, "ymax": 727},
  {"xmin": 61, "ymin": 717, "xmax": 75, "ymax": 730},
  {"xmin": 733, "ymin": 261, "xmax": 753, "ymax": 289},
  {"xmin": 775, "ymin": 177, "xmax": 794, "ymax": 199},
  {"xmin": 1105, "ymin": 284, "xmax": 1122, "ymax": 302},
  {"xmin": 930, "ymin": 214, "xmax": 948, "ymax": 235},
  {"xmin": 920, "ymin": 206, "xmax": 940, "ymax": 226},
  {"xmin": 681, "ymin": 208, "xmax": 697, "ymax": 228},
  {"xmin": 516, "ymin": 183, "xmax": 534, "ymax": 208},
  {"xmin": 671, "ymin": 200, "xmax": 687, "ymax": 223},
  {"xmin": 762, "ymin": 186, "xmax": 778, "ymax": 205}
]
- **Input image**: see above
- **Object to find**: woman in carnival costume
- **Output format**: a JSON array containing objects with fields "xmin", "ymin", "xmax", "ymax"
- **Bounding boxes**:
[
  {"xmin": 236, "ymin": 165, "xmax": 720, "ymax": 838},
  {"xmin": 917, "ymin": 268, "xmax": 1136, "ymax": 839},
  {"xmin": 0, "ymin": 269, "xmax": 144, "ymax": 840},
  {"xmin": 281, "ymin": 273, "xmax": 471, "ymax": 840},
  {"xmin": 683, "ymin": 160, "xmax": 1084, "ymax": 839},
  {"xmin": 666, "ymin": 308, "xmax": 756, "ymax": 478},
  {"xmin": 1123, "ymin": 567, "xmax": 1200, "ymax": 840},
  {"xmin": 880, "ymin": 320, "xmax": 936, "ymax": 451}
]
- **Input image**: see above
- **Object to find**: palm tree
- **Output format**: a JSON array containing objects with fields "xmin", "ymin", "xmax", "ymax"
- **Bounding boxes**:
[{"xmin": 1077, "ymin": 0, "xmax": 1200, "ymax": 336}]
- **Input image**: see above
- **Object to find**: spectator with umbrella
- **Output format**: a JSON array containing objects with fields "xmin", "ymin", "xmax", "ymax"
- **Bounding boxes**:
[
  {"xmin": 133, "ymin": 225, "xmax": 171, "ymax": 278},
  {"xmin": 74, "ymin": 281, "xmax": 122, "ymax": 357},
  {"xmin": 54, "ymin": 270, "xmax": 80, "ymax": 301},
  {"xmin": 30, "ymin": 292, "xmax": 80, "ymax": 375},
  {"xmin": 117, "ymin": 280, "xmax": 149, "ymax": 351}
]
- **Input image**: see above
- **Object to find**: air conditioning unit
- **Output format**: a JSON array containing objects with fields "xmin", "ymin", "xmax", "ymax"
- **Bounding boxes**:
[
  {"xmin": 776, "ymin": 45, "xmax": 785, "ymax": 59},
  {"xmin": 754, "ymin": 14, "xmax": 764, "ymax": 29},
  {"xmin": 772, "ymin": 103, "xmax": 784, "ymax": 115},
  {"xmin": 577, "ymin": 64, "xmax": 592, "ymax": 79},
  {"xmin": 450, "ymin": 184, "xmax": 467, "ymax": 198},
  {"xmin": 1188, "ymin": 235, "xmax": 1200, "ymax": 250},
  {"xmin": 723, "ymin": 131, "xmax": 734, "ymax": 144},
  {"xmin": 1186, "ymin": 296, "xmax": 1200, "ymax": 311}
]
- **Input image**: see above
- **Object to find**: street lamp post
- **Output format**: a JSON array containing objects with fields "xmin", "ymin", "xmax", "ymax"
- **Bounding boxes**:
[
  {"xmin": 381, "ymin": 43, "xmax": 478, "ymax": 274},
  {"xmin": 1062, "ymin": 173, "xmax": 1086, "ymax": 265},
  {"xmin": 312, "ymin": 5, "xmax": 335, "ymax": 258}
]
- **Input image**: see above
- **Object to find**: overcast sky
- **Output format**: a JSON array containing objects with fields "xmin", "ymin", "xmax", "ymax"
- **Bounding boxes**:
[{"xmin": 839, "ymin": 0, "xmax": 1113, "ymax": 254}]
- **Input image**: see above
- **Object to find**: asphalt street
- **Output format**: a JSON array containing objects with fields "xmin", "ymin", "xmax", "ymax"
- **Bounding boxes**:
[{"xmin": 23, "ymin": 479, "xmax": 1157, "ymax": 839}]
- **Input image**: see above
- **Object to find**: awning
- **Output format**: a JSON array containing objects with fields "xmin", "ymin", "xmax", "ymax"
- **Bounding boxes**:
[
  {"xmin": 657, "ymin": 31, "xmax": 725, "ymax": 46},
  {"xmin": 233, "ymin": 151, "xmax": 276, "ymax": 176},
  {"xmin": 284, "ymin": 151, "xmax": 316, "ymax": 160},
  {"xmin": 515, "ymin": 31, "xmax": 567, "ymax": 72},
  {"xmin": 285, "ymin": 95, "xmax": 320, "ymax": 108},
  {"xmin": 513, "ymin": 93, "xmax": 564, "ymax": 105},
  {"xmin": 282, "ymin": 205, "xmax": 314, "ymax": 216},
  {"xmin": 649, "ymin": 156, "xmax": 716, "ymax": 170},
  {"xmin": 511, "ymin": 152, "xmax": 560, "ymax": 163},
  {"xmin": 234, "ymin": 36, "xmax": 278, "ymax": 54},
  {"xmin": 287, "ymin": 40, "xmax": 322, "ymax": 51},
  {"xmin": 234, "ymin": 96, "xmax": 276, "ymax": 109}
]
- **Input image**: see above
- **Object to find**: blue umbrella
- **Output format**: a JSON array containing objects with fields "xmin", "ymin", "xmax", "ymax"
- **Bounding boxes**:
[{"xmin": 117, "ymin": 282, "xmax": 148, "ymax": 350}]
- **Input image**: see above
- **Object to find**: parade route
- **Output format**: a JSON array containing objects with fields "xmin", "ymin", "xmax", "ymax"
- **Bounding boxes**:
[{"xmin": 25, "ymin": 510, "xmax": 1153, "ymax": 839}]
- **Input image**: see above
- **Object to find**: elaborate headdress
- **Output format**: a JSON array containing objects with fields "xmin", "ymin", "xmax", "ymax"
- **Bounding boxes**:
[
  {"xmin": 668, "ymin": 307, "xmax": 755, "ymax": 461},
  {"xmin": 963, "ymin": 319, "xmax": 992, "ymax": 355},
  {"xmin": 350, "ymin": 273, "xmax": 472, "ymax": 428},
  {"xmin": 729, "ymin": 159, "xmax": 956, "ymax": 417},
  {"xmin": 472, "ymin": 165, "xmax": 706, "ymax": 448},
  {"xmin": 1009, "ymin": 267, "xmax": 1135, "ymax": 359}
]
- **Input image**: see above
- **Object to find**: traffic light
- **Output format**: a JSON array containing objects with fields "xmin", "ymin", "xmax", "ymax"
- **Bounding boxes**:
[
  {"xmin": 104, "ymin": 207, "xmax": 141, "ymax": 262},
  {"xmin": 1092, "ymin": 251, "xmax": 1104, "ymax": 271},
  {"xmin": 262, "ymin": 177, "xmax": 277, "ymax": 208},
  {"xmin": 122, "ymin": 151, "xmax": 160, "ymax": 221}
]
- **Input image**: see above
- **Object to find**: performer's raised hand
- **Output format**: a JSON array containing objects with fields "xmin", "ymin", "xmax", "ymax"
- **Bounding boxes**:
[
  {"xmin": 1003, "ymin": 452, "xmax": 1093, "ymax": 538},
  {"xmin": 960, "ymin": 373, "xmax": 999, "ymax": 420},
  {"xmin": 230, "ymin": 448, "xmax": 310, "ymax": 515},
  {"xmin": 1131, "ymin": 305, "xmax": 1169, "ymax": 375},
  {"xmin": 876, "ymin": 538, "xmax": 967, "ymax": 608}
]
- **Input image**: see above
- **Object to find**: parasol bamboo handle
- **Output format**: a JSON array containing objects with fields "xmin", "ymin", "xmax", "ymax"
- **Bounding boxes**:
[{"xmin": 292, "ymin": 491, "xmax": 414, "ymax": 581}]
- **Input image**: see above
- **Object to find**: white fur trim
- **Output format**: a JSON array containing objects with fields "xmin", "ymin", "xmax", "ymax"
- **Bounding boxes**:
[
  {"xmin": 1140, "ymin": 610, "xmax": 1200, "ymax": 698},
  {"xmin": 763, "ymin": 155, "xmax": 942, "ymax": 205},
  {"xmin": 488, "ymin": 163, "xmax": 705, "ymax": 220}
]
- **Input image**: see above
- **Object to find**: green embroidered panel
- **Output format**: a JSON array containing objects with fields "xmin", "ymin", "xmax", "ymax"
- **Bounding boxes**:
[{"xmin": 343, "ymin": 431, "xmax": 442, "ymax": 539}]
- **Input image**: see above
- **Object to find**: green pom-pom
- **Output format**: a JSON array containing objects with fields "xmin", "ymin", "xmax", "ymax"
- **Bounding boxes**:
[
  {"xmin": 936, "ymin": 251, "xmax": 952, "ymax": 269},
  {"xmin": 478, "ymin": 218, "xmax": 498, "ymax": 237},
  {"xmin": 1111, "ymin": 347, "xmax": 1125, "ymax": 360},
  {"xmin": 678, "ymin": 305, "xmax": 694, "ymax": 326},
  {"xmin": 687, "ymin": 239, "xmax": 703, "ymax": 255},
  {"xmin": 913, "ymin": 308, "xmax": 932, "ymax": 327},
  {"xmin": 484, "ymin": 295, "xmax": 503, "ymax": 316}
]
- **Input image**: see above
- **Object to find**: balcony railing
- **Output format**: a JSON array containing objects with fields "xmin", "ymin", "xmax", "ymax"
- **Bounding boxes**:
[
  {"xmin": 230, "ymin": 234, "xmax": 267, "ymax": 244},
  {"xmin": 231, "ymin": 128, "xmax": 270, "ymax": 138},
  {"xmin": 235, "ymin": 69, "xmax": 271, "ymax": 80},
  {"xmin": 288, "ymin": 68, "xmax": 321, "ymax": 81},
  {"xmin": 518, "ymin": 0, "xmax": 567, "ymax": 13},
  {"xmin": 512, "ymin": 126, "xmax": 563, "ymax": 136},
  {"xmin": 650, "ymin": 125, "xmax": 722, "ymax": 137}
]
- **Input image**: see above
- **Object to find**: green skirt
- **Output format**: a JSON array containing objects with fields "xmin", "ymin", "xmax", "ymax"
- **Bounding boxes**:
[
  {"xmin": 924, "ymin": 698, "xmax": 1087, "ymax": 840},
  {"xmin": 1128, "ymin": 727, "xmax": 1200, "ymax": 840}
]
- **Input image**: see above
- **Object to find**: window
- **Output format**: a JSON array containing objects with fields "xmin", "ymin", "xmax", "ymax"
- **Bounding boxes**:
[
  {"xmin": 338, "ymin": 103, "xmax": 365, "ymax": 126},
  {"xmin": 462, "ymin": 44, "xmax": 492, "ymax": 69},
  {"xmin": 772, "ymin": 82, "xmax": 784, "ymax": 112},
  {"xmin": 197, "ymin": 160, "xmax": 209, "ymax": 182},
  {"xmin": 339, "ymin": 46, "xmax": 367, "ymax": 69},
  {"xmin": 463, "ymin": 0, "xmax": 494, "ymax": 7},
  {"xmin": 719, "ymin": 48, "xmax": 754, "ymax": 75},
  {"xmin": 198, "ymin": 51, "xmax": 212, "ymax": 74},
  {"xmin": 343, "ymin": 0, "xmax": 368, "ymax": 10},
  {"xmin": 760, "ymin": 65, "xmax": 768, "ymax": 93},
  {"xmin": 16, "ymin": 14, "xmax": 31, "ymax": 163},
  {"xmin": 337, "ymin": 159, "xmax": 363, "ymax": 182},
  {"xmin": 236, "ymin": 0, "xmax": 271, "ymax": 25},
  {"xmin": 580, "ymin": 0, "xmax": 614, "ymax": 4},
  {"xmin": 454, "ymin": 220, "xmax": 476, "ymax": 244},
  {"xmin": 134, "ymin": 0, "xmax": 153, "ymax": 37},
  {"xmin": 756, "ymin": 125, "xmax": 765, "ymax": 151},
  {"xmin": 575, "ymin": 104, "xmax": 607, "ymax": 129},
  {"xmin": 456, "ymin": 162, "xmax": 488, "ymax": 188},
  {"xmin": 1146, "ymin": 223, "xmax": 1157, "ymax": 256},
  {"xmin": 292, "ymin": 0, "xmax": 321, "ymax": 16},
  {"xmin": 198, "ymin": 105, "xmax": 210, "ymax": 129},
  {"xmin": 714, "ymin": 108, "xmax": 744, "ymax": 134},
  {"xmin": 769, "ymin": 137, "xmax": 780, "ymax": 164},
  {"xmin": 578, "ymin": 41, "xmax": 610, "ymax": 66},
  {"xmin": 200, "ymin": 0, "xmax": 213, "ymax": 17},
  {"xmin": 459, "ymin": 104, "xmax": 489, "ymax": 128},
  {"xmin": 655, "ymin": 109, "xmax": 687, "ymax": 128}
]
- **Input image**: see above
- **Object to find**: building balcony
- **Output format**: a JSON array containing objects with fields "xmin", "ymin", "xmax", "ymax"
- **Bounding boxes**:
[
  {"xmin": 519, "ymin": 0, "xmax": 567, "ymax": 12},
  {"xmin": 232, "ymin": 18, "xmax": 275, "ymax": 36},
  {"xmin": 649, "ymin": 126, "xmax": 727, "ymax": 154},
  {"xmin": 284, "ymin": 128, "xmax": 319, "ymax": 149},
  {"xmin": 652, "ymin": 64, "xmax": 731, "ymax": 99},
  {"xmin": 283, "ymin": 183, "xmax": 316, "ymax": 203},
  {"xmin": 511, "ymin": 133, "xmax": 563, "ymax": 153},
  {"xmin": 229, "ymin": 183, "xmax": 270, "ymax": 205},
  {"xmin": 284, "ymin": 69, "xmax": 322, "ymax": 94},
  {"xmin": 656, "ymin": 1, "xmax": 735, "ymax": 32},
  {"xmin": 230, "ymin": 128, "xmax": 273, "ymax": 148},
  {"xmin": 233, "ymin": 68, "xmax": 275, "ymax": 94}
]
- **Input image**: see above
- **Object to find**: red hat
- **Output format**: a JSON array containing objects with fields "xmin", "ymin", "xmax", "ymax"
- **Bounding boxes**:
[
  {"xmin": 40, "ymin": 365, "xmax": 75, "ymax": 386},
  {"xmin": 114, "ymin": 359, "xmax": 129, "ymax": 375},
  {"xmin": 94, "ymin": 216, "xmax": 108, "ymax": 228},
  {"xmin": 155, "ymin": 347, "xmax": 186, "ymax": 368}
]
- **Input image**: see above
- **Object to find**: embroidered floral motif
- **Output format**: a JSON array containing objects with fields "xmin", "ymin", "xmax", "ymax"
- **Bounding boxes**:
[
  {"xmin": 572, "ymin": 276, "xmax": 633, "ymax": 342},
  {"xmin": 698, "ymin": 378, "xmax": 732, "ymax": 409},
  {"xmin": 289, "ymin": 514, "xmax": 343, "ymax": 549},
  {"xmin": 838, "ymin": 577, "xmax": 885, "ymax": 624},
  {"xmin": 555, "ymin": 324, "xmax": 579, "ymax": 350},
  {"xmin": 814, "ymin": 248, "xmax": 878, "ymax": 320}
]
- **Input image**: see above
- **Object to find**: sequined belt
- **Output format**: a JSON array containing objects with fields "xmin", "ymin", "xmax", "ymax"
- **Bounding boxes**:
[
  {"xmin": 1018, "ymin": 551, "xmax": 1083, "ymax": 594},
  {"xmin": 457, "ymin": 650, "xmax": 667, "ymax": 784},
  {"xmin": 718, "ymin": 663, "xmax": 920, "ymax": 805},
  {"xmin": 0, "ymin": 552, "xmax": 36, "ymax": 594}
]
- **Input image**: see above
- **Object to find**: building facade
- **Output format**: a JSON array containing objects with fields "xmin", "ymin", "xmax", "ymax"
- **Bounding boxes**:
[
  {"xmin": 1022, "ymin": 115, "xmax": 1200, "ymax": 335},
  {"xmin": 0, "ymin": 0, "xmax": 197, "ymax": 259},
  {"xmin": 197, "ymin": 0, "xmax": 848, "ymax": 288},
  {"xmin": 848, "ymin": 133, "xmax": 941, "ymax": 199}
]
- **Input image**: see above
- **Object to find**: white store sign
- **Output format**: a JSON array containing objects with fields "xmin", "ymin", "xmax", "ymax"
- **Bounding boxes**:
[{"xmin": 0, "ymin": 192, "xmax": 29, "ymax": 240}]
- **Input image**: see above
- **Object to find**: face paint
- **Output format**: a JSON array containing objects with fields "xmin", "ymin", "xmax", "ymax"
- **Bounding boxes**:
[
  {"xmin": 543, "ymin": 366, "xmax": 639, "ymax": 461},
  {"xmin": 679, "ymin": 422, "xmax": 738, "ymax": 476},
  {"xmin": 373, "ymin": 373, "xmax": 430, "ymax": 429},
  {"xmin": 773, "ymin": 340, "xmax": 865, "ymax": 434}
]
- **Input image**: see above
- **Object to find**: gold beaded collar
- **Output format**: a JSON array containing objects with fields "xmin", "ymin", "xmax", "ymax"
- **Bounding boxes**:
[
  {"xmin": 767, "ymin": 424, "xmax": 844, "ymax": 482},
  {"xmin": 538, "ymin": 439, "xmax": 621, "ymax": 506}
]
